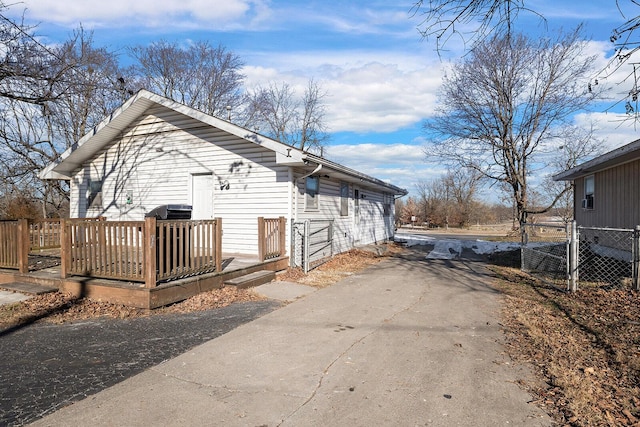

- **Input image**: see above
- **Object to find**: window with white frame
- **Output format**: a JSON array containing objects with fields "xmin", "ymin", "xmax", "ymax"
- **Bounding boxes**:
[
  {"xmin": 306, "ymin": 176, "xmax": 319, "ymax": 210},
  {"xmin": 583, "ymin": 175, "xmax": 594, "ymax": 209}
]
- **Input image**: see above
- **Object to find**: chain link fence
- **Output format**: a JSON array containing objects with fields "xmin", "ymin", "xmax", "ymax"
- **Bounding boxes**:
[
  {"xmin": 577, "ymin": 226, "xmax": 637, "ymax": 288},
  {"xmin": 521, "ymin": 222, "xmax": 640, "ymax": 291}
]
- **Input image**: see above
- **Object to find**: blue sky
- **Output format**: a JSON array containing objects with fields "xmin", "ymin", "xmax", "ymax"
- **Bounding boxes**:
[{"xmin": 9, "ymin": 0, "xmax": 640, "ymax": 200}]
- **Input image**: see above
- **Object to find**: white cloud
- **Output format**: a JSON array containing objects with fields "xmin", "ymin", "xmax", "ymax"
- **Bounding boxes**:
[
  {"xmin": 244, "ymin": 59, "xmax": 444, "ymax": 133},
  {"xmin": 16, "ymin": 0, "xmax": 270, "ymax": 29},
  {"xmin": 325, "ymin": 142, "xmax": 445, "ymax": 195}
]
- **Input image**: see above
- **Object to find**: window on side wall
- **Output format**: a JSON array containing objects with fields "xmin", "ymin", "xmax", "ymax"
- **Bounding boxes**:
[
  {"xmin": 87, "ymin": 179, "xmax": 103, "ymax": 210},
  {"xmin": 306, "ymin": 176, "xmax": 319, "ymax": 210},
  {"xmin": 340, "ymin": 182, "xmax": 349, "ymax": 216},
  {"xmin": 383, "ymin": 194, "xmax": 392, "ymax": 217},
  {"xmin": 583, "ymin": 175, "xmax": 594, "ymax": 210}
]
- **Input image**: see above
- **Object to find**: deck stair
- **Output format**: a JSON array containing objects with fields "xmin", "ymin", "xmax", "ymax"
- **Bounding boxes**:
[{"xmin": 224, "ymin": 270, "xmax": 275, "ymax": 289}]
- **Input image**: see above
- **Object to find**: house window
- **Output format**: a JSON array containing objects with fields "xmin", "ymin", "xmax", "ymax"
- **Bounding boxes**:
[
  {"xmin": 383, "ymin": 194, "xmax": 392, "ymax": 217},
  {"xmin": 583, "ymin": 175, "xmax": 594, "ymax": 210},
  {"xmin": 306, "ymin": 176, "xmax": 319, "ymax": 210},
  {"xmin": 87, "ymin": 179, "xmax": 103, "ymax": 209},
  {"xmin": 340, "ymin": 182, "xmax": 349, "ymax": 216}
]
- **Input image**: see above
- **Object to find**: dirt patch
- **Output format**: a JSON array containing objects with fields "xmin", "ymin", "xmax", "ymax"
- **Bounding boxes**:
[{"xmin": 491, "ymin": 266, "xmax": 640, "ymax": 426}]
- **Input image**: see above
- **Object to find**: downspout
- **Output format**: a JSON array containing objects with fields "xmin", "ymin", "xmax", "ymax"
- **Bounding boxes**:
[{"xmin": 294, "ymin": 163, "xmax": 322, "ymax": 221}]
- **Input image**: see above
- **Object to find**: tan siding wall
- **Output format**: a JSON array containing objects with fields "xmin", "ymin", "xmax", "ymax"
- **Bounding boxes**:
[
  {"xmin": 574, "ymin": 158, "xmax": 640, "ymax": 229},
  {"xmin": 73, "ymin": 105, "xmax": 290, "ymax": 255}
]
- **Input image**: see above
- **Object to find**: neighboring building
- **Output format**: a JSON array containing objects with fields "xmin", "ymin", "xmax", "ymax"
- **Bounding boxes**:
[
  {"xmin": 40, "ymin": 90, "xmax": 407, "ymax": 257},
  {"xmin": 553, "ymin": 138, "xmax": 640, "ymax": 229}
]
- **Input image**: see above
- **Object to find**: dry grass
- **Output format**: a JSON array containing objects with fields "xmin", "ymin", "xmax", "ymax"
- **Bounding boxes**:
[{"xmin": 491, "ymin": 266, "xmax": 640, "ymax": 426}]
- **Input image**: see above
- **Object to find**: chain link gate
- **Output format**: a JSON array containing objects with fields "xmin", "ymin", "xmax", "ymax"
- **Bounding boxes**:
[{"xmin": 290, "ymin": 220, "xmax": 334, "ymax": 273}]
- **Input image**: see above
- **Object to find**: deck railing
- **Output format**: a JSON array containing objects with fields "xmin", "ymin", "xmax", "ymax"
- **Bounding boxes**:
[
  {"xmin": 258, "ymin": 216, "xmax": 286, "ymax": 261},
  {"xmin": 60, "ymin": 217, "xmax": 222, "ymax": 287},
  {"xmin": 1, "ymin": 216, "xmax": 285, "ymax": 285}
]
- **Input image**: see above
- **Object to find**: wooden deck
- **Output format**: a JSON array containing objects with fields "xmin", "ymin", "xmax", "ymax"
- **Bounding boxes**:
[
  {"xmin": 0, "ymin": 216, "xmax": 290, "ymax": 309},
  {"xmin": 0, "ymin": 253, "xmax": 289, "ymax": 309}
]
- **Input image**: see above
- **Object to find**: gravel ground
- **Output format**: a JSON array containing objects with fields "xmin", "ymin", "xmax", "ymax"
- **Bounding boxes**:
[{"xmin": 0, "ymin": 300, "xmax": 280, "ymax": 426}]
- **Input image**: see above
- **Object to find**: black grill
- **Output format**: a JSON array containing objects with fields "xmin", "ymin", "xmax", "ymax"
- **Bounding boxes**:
[{"xmin": 145, "ymin": 204, "xmax": 192, "ymax": 220}]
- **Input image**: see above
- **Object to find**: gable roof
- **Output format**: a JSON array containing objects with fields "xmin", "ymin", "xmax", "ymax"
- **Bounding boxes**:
[
  {"xmin": 39, "ymin": 89, "xmax": 407, "ymax": 196},
  {"xmin": 554, "ymin": 138, "xmax": 640, "ymax": 181}
]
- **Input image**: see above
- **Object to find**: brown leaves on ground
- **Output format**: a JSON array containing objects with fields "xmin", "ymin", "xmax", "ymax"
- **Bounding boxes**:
[
  {"xmin": 491, "ymin": 266, "xmax": 640, "ymax": 426},
  {"xmin": 0, "ymin": 245, "xmax": 399, "ymax": 330},
  {"xmin": 277, "ymin": 246, "xmax": 395, "ymax": 288}
]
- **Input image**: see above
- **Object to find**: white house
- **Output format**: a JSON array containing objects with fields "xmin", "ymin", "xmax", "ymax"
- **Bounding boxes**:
[{"xmin": 40, "ymin": 90, "xmax": 407, "ymax": 258}]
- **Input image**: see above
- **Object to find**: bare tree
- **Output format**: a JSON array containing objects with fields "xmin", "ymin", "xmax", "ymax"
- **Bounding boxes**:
[
  {"xmin": 411, "ymin": 0, "xmax": 640, "ymax": 120},
  {"xmin": 542, "ymin": 126, "xmax": 603, "ymax": 223},
  {"xmin": 129, "ymin": 40, "xmax": 245, "ymax": 117},
  {"xmin": 411, "ymin": 0, "xmax": 534, "ymax": 53},
  {"xmin": 416, "ymin": 167, "xmax": 482, "ymax": 227},
  {"xmin": 244, "ymin": 79, "xmax": 329, "ymax": 152},
  {"xmin": 423, "ymin": 29, "xmax": 601, "ymax": 226},
  {"xmin": 443, "ymin": 168, "xmax": 483, "ymax": 226},
  {"xmin": 0, "ymin": 28, "xmax": 129, "ymax": 217}
]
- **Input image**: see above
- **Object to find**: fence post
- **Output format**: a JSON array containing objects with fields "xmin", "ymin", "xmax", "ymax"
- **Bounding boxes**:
[
  {"xmin": 258, "ymin": 217, "xmax": 265, "ymax": 262},
  {"xmin": 520, "ymin": 223, "xmax": 527, "ymax": 271},
  {"xmin": 214, "ymin": 218, "xmax": 223, "ymax": 272},
  {"xmin": 634, "ymin": 225, "xmax": 640, "ymax": 291},
  {"xmin": 279, "ymin": 216, "xmax": 286, "ymax": 258},
  {"xmin": 144, "ymin": 217, "xmax": 157, "ymax": 289},
  {"xmin": 569, "ymin": 220, "xmax": 578, "ymax": 292},
  {"xmin": 17, "ymin": 219, "xmax": 29, "ymax": 273}
]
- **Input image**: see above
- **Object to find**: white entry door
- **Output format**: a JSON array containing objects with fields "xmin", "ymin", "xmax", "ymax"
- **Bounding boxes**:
[{"xmin": 192, "ymin": 174, "xmax": 214, "ymax": 220}]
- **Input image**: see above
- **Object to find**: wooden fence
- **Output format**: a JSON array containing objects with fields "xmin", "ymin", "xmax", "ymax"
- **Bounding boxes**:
[
  {"xmin": 258, "ymin": 216, "xmax": 286, "ymax": 261},
  {"xmin": 0, "ymin": 220, "xmax": 28, "ymax": 271},
  {"xmin": 29, "ymin": 218, "xmax": 63, "ymax": 250}
]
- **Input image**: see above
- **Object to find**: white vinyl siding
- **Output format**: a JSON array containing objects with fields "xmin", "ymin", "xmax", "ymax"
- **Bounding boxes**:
[
  {"xmin": 73, "ymin": 105, "xmax": 290, "ymax": 255},
  {"xmin": 292, "ymin": 171, "xmax": 394, "ymax": 254}
]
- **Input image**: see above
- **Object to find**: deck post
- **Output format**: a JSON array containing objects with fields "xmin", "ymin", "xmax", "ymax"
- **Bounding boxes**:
[
  {"xmin": 258, "ymin": 217, "xmax": 265, "ymax": 261},
  {"xmin": 17, "ymin": 219, "xmax": 29, "ymax": 273},
  {"xmin": 144, "ymin": 217, "xmax": 157, "ymax": 288},
  {"xmin": 215, "ymin": 218, "xmax": 223, "ymax": 272},
  {"xmin": 60, "ymin": 219, "xmax": 68, "ymax": 279},
  {"xmin": 278, "ymin": 216, "xmax": 286, "ymax": 257}
]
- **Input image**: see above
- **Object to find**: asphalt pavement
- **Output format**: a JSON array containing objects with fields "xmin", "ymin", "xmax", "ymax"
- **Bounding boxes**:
[
  {"xmin": 0, "ymin": 300, "xmax": 281, "ymax": 426},
  {"xmin": 26, "ymin": 248, "xmax": 551, "ymax": 426}
]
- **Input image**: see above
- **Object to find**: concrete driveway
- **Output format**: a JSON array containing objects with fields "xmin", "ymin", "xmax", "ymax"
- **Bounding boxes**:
[{"xmin": 31, "ymin": 249, "xmax": 550, "ymax": 426}]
